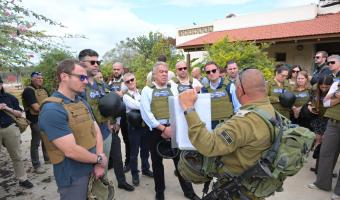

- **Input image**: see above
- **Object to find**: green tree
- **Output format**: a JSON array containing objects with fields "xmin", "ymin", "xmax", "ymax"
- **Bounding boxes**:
[
  {"xmin": 206, "ymin": 37, "xmax": 275, "ymax": 79},
  {"xmin": 0, "ymin": 0, "xmax": 82, "ymax": 67},
  {"xmin": 102, "ymin": 32, "xmax": 183, "ymax": 88},
  {"xmin": 33, "ymin": 49, "xmax": 74, "ymax": 92}
]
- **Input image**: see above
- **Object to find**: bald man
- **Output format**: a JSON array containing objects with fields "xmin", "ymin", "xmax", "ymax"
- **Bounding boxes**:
[{"xmin": 179, "ymin": 68, "xmax": 274, "ymax": 199}]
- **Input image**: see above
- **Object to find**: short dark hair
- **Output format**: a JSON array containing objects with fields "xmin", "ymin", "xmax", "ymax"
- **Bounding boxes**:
[
  {"xmin": 225, "ymin": 60, "xmax": 236, "ymax": 67},
  {"xmin": 57, "ymin": 59, "xmax": 80, "ymax": 82},
  {"xmin": 204, "ymin": 61, "xmax": 218, "ymax": 71},
  {"xmin": 157, "ymin": 55, "xmax": 167, "ymax": 62},
  {"xmin": 78, "ymin": 49, "xmax": 99, "ymax": 61},
  {"xmin": 316, "ymin": 51, "xmax": 328, "ymax": 58},
  {"xmin": 274, "ymin": 64, "xmax": 289, "ymax": 74}
]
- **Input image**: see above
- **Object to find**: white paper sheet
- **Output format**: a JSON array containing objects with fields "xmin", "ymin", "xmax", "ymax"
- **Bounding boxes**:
[{"xmin": 169, "ymin": 93, "xmax": 212, "ymax": 150}]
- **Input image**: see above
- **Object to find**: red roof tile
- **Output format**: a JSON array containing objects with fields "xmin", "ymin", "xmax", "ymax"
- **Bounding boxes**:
[{"xmin": 177, "ymin": 13, "xmax": 340, "ymax": 48}]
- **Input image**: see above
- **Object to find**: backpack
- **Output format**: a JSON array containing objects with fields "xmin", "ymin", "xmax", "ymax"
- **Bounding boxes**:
[{"xmin": 240, "ymin": 109, "xmax": 315, "ymax": 198}]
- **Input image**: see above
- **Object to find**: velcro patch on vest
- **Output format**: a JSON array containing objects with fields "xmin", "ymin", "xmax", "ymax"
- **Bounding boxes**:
[
  {"xmin": 154, "ymin": 90, "xmax": 170, "ymax": 97},
  {"xmin": 220, "ymin": 130, "xmax": 233, "ymax": 144},
  {"xmin": 211, "ymin": 91, "xmax": 227, "ymax": 98},
  {"xmin": 273, "ymin": 88, "xmax": 284, "ymax": 94},
  {"xmin": 234, "ymin": 110, "xmax": 251, "ymax": 117}
]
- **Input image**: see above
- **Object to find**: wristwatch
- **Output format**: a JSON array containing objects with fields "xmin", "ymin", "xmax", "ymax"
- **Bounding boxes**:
[
  {"xmin": 184, "ymin": 107, "xmax": 195, "ymax": 115},
  {"xmin": 96, "ymin": 154, "xmax": 103, "ymax": 164}
]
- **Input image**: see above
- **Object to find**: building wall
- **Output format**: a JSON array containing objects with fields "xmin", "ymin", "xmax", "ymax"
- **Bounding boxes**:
[
  {"xmin": 214, "ymin": 4, "xmax": 317, "ymax": 32},
  {"xmin": 267, "ymin": 43, "xmax": 315, "ymax": 72}
]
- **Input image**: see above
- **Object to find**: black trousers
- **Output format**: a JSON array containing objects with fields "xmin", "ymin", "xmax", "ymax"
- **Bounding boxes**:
[
  {"xmin": 108, "ymin": 132, "xmax": 126, "ymax": 184},
  {"xmin": 149, "ymin": 128, "xmax": 195, "ymax": 196},
  {"xmin": 120, "ymin": 103, "xmax": 130, "ymax": 166}
]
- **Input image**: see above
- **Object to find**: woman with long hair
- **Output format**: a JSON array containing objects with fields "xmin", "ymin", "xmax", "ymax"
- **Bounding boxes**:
[
  {"xmin": 309, "ymin": 75, "xmax": 334, "ymax": 173},
  {"xmin": 291, "ymin": 71, "xmax": 312, "ymax": 127},
  {"xmin": 288, "ymin": 65, "xmax": 302, "ymax": 86},
  {"xmin": 0, "ymin": 77, "xmax": 33, "ymax": 189}
]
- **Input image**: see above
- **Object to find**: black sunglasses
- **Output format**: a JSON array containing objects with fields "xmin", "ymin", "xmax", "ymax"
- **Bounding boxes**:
[
  {"xmin": 84, "ymin": 60, "xmax": 101, "ymax": 66},
  {"xmin": 67, "ymin": 73, "xmax": 88, "ymax": 82},
  {"xmin": 177, "ymin": 67, "xmax": 187, "ymax": 71},
  {"xmin": 327, "ymin": 61, "xmax": 336, "ymax": 65},
  {"xmin": 206, "ymin": 69, "xmax": 217, "ymax": 75},
  {"xmin": 125, "ymin": 78, "xmax": 135, "ymax": 84}
]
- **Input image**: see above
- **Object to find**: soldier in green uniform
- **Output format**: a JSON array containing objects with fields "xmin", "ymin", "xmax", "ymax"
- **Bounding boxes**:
[
  {"xmin": 267, "ymin": 65, "xmax": 291, "ymax": 119},
  {"xmin": 179, "ymin": 68, "xmax": 274, "ymax": 200},
  {"xmin": 309, "ymin": 55, "xmax": 340, "ymax": 200}
]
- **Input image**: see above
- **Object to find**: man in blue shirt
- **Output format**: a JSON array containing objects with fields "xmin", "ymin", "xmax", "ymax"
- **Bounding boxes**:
[{"xmin": 39, "ymin": 59, "xmax": 107, "ymax": 200}]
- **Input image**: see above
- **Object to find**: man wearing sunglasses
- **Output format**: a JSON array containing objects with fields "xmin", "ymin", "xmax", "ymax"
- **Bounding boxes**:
[
  {"xmin": 78, "ymin": 49, "xmax": 134, "ymax": 192},
  {"xmin": 201, "ymin": 61, "xmax": 234, "ymax": 129},
  {"xmin": 173, "ymin": 61, "xmax": 202, "ymax": 93},
  {"xmin": 311, "ymin": 51, "xmax": 332, "ymax": 86},
  {"xmin": 309, "ymin": 54, "xmax": 340, "ymax": 199},
  {"xmin": 122, "ymin": 73, "xmax": 153, "ymax": 187},
  {"xmin": 140, "ymin": 62, "xmax": 199, "ymax": 200},
  {"xmin": 22, "ymin": 71, "xmax": 50, "ymax": 174},
  {"xmin": 178, "ymin": 68, "xmax": 274, "ymax": 200},
  {"xmin": 39, "ymin": 59, "xmax": 106, "ymax": 199}
]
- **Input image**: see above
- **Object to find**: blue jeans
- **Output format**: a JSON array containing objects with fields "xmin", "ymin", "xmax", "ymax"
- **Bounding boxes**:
[{"xmin": 128, "ymin": 125, "xmax": 150, "ymax": 177}]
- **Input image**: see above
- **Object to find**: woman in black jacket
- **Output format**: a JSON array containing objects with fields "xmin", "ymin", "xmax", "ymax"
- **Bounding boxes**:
[{"xmin": 0, "ymin": 77, "xmax": 33, "ymax": 189}]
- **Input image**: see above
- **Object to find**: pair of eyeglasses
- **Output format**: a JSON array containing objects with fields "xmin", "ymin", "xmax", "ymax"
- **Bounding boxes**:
[
  {"xmin": 67, "ymin": 73, "xmax": 88, "ymax": 82},
  {"xmin": 83, "ymin": 60, "xmax": 101, "ymax": 66},
  {"xmin": 125, "ymin": 78, "xmax": 135, "ymax": 84},
  {"xmin": 327, "ymin": 61, "xmax": 336, "ymax": 65},
  {"xmin": 177, "ymin": 67, "xmax": 187, "ymax": 71},
  {"xmin": 205, "ymin": 69, "xmax": 217, "ymax": 75}
]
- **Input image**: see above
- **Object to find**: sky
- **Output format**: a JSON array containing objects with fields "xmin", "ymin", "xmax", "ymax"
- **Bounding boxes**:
[{"xmin": 22, "ymin": 0, "xmax": 319, "ymax": 59}]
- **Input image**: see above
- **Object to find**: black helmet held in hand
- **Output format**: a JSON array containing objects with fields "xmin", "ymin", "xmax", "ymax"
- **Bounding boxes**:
[
  {"xmin": 156, "ymin": 139, "xmax": 179, "ymax": 159},
  {"xmin": 279, "ymin": 91, "xmax": 296, "ymax": 108},
  {"xmin": 98, "ymin": 92, "xmax": 122, "ymax": 117},
  {"xmin": 127, "ymin": 110, "xmax": 143, "ymax": 128}
]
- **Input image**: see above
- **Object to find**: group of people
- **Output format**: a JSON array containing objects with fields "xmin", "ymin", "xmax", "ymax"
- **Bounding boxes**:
[{"xmin": 0, "ymin": 49, "xmax": 339, "ymax": 200}]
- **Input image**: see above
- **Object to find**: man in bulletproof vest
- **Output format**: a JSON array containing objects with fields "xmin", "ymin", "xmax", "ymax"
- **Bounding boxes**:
[
  {"xmin": 201, "ymin": 61, "xmax": 234, "ymax": 129},
  {"xmin": 108, "ymin": 62, "xmax": 131, "ymax": 174},
  {"xmin": 140, "ymin": 62, "xmax": 200, "ymax": 200},
  {"xmin": 311, "ymin": 51, "xmax": 332, "ymax": 86},
  {"xmin": 122, "ymin": 73, "xmax": 153, "ymax": 186},
  {"xmin": 39, "ymin": 59, "xmax": 107, "ymax": 200},
  {"xmin": 309, "ymin": 55, "xmax": 340, "ymax": 200},
  {"xmin": 173, "ymin": 61, "xmax": 202, "ymax": 93},
  {"xmin": 79, "ymin": 49, "xmax": 134, "ymax": 192},
  {"xmin": 22, "ymin": 71, "xmax": 49, "ymax": 174},
  {"xmin": 226, "ymin": 60, "xmax": 242, "ymax": 113},
  {"xmin": 179, "ymin": 68, "xmax": 274, "ymax": 200}
]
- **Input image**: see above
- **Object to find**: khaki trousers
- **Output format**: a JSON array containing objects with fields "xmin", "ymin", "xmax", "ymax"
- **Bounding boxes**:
[{"xmin": 0, "ymin": 124, "xmax": 27, "ymax": 181}]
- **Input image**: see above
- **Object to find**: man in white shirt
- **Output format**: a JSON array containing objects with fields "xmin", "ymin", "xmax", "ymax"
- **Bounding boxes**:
[
  {"xmin": 140, "ymin": 62, "xmax": 199, "ymax": 200},
  {"xmin": 309, "ymin": 54, "xmax": 340, "ymax": 200},
  {"xmin": 122, "ymin": 73, "xmax": 153, "ymax": 186}
]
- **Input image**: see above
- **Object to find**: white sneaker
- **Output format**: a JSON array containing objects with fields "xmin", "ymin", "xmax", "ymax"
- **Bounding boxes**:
[
  {"xmin": 331, "ymin": 193, "xmax": 340, "ymax": 200},
  {"xmin": 307, "ymin": 183, "xmax": 320, "ymax": 190},
  {"xmin": 33, "ymin": 167, "xmax": 46, "ymax": 174}
]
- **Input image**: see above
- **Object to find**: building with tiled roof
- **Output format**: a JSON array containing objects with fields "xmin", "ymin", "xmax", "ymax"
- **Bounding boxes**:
[{"xmin": 176, "ymin": 2, "xmax": 340, "ymax": 70}]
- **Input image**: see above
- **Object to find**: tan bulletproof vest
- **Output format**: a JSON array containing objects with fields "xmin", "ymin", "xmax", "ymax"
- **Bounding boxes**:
[
  {"xmin": 324, "ymin": 82, "xmax": 340, "ymax": 121},
  {"xmin": 172, "ymin": 76, "xmax": 193, "ymax": 93},
  {"xmin": 206, "ymin": 79, "xmax": 233, "ymax": 121},
  {"xmin": 40, "ymin": 97, "xmax": 97, "ymax": 164},
  {"xmin": 267, "ymin": 80, "xmax": 291, "ymax": 119},
  {"xmin": 150, "ymin": 84, "xmax": 173, "ymax": 120},
  {"xmin": 23, "ymin": 86, "xmax": 49, "ymax": 115},
  {"xmin": 85, "ymin": 82, "xmax": 110, "ymax": 124}
]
